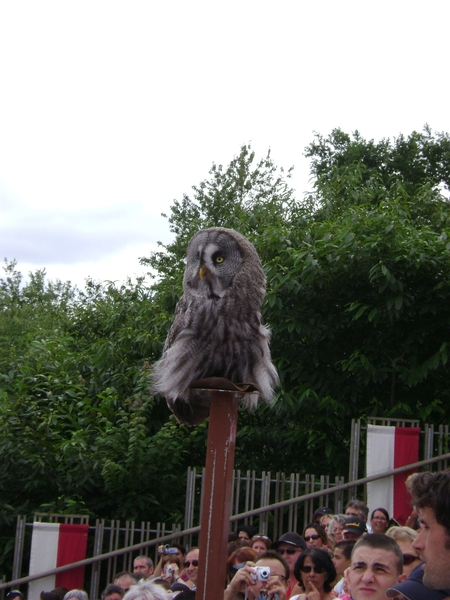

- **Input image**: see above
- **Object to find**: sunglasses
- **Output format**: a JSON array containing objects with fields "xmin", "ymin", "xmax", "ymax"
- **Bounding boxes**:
[
  {"xmin": 403, "ymin": 554, "xmax": 420, "ymax": 565},
  {"xmin": 300, "ymin": 565, "xmax": 325, "ymax": 574},
  {"xmin": 304, "ymin": 534, "xmax": 320, "ymax": 541},
  {"xmin": 253, "ymin": 535, "xmax": 269, "ymax": 540},
  {"xmin": 184, "ymin": 560, "xmax": 199, "ymax": 568},
  {"xmin": 277, "ymin": 548, "xmax": 299, "ymax": 555}
]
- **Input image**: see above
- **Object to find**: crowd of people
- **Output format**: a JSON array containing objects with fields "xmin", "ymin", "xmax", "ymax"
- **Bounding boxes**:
[{"xmin": 6, "ymin": 469, "xmax": 450, "ymax": 600}]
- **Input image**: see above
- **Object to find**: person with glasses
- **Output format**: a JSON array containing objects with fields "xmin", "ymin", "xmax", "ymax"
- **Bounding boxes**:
[
  {"xmin": 114, "ymin": 573, "xmax": 138, "ymax": 593},
  {"xmin": 370, "ymin": 508, "xmax": 391, "ymax": 534},
  {"xmin": 272, "ymin": 533, "xmax": 307, "ymax": 599},
  {"xmin": 226, "ymin": 546, "xmax": 258, "ymax": 584},
  {"xmin": 302, "ymin": 524, "xmax": 328, "ymax": 549},
  {"xmin": 385, "ymin": 525, "xmax": 422, "ymax": 577},
  {"xmin": 223, "ymin": 550, "xmax": 290, "ymax": 600},
  {"xmin": 171, "ymin": 548, "xmax": 199, "ymax": 593},
  {"xmin": 326, "ymin": 514, "xmax": 346, "ymax": 548},
  {"xmin": 290, "ymin": 548, "xmax": 336, "ymax": 600},
  {"xmin": 250, "ymin": 534, "xmax": 272, "ymax": 555}
]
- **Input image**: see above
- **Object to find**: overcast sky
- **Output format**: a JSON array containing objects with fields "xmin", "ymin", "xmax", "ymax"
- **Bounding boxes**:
[{"xmin": 1, "ymin": 1, "xmax": 449, "ymax": 289}]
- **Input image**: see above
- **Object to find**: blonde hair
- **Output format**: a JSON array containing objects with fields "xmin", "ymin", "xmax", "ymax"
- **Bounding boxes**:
[{"xmin": 386, "ymin": 525, "xmax": 418, "ymax": 543}]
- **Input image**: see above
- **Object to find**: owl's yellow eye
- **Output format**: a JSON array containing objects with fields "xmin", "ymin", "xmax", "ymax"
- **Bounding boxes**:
[{"xmin": 215, "ymin": 255, "xmax": 224, "ymax": 263}]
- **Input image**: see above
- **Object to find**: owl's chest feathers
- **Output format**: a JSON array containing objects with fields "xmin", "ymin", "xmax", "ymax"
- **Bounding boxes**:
[{"xmin": 183, "ymin": 294, "xmax": 261, "ymax": 345}]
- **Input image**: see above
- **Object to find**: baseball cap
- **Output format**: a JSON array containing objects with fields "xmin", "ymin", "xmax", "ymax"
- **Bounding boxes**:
[
  {"xmin": 272, "ymin": 532, "xmax": 307, "ymax": 550},
  {"xmin": 342, "ymin": 516, "xmax": 367, "ymax": 536},
  {"xmin": 386, "ymin": 562, "xmax": 450, "ymax": 599},
  {"xmin": 313, "ymin": 507, "xmax": 333, "ymax": 519}
]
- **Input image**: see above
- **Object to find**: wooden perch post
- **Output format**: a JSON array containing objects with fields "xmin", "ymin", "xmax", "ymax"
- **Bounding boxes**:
[{"xmin": 191, "ymin": 378, "xmax": 257, "ymax": 600}]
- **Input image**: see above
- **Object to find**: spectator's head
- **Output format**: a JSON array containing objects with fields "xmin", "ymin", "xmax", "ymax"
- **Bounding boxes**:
[
  {"xmin": 101, "ymin": 585, "xmax": 124, "ymax": 600},
  {"xmin": 226, "ymin": 546, "xmax": 258, "ymax": 582},
  {"xmin": 370, "ymin": 508, "xmax": 390, "ymax": 534},
  {"xmin": 184, "ymin": 547, "xmax": 200, "ymax": 584},
  {"xmin": 123, "ymin": 581, "xmax": 170, "ymax": 600},
  {"xmin": 294, "ymin": 548, "xmax": 336, "ymax": 594},
  {"xmin": 236, "ymin": 524, "xmax": 257, "ymax": 544},
  {"xmin": 385, "ymin": 562, "xmax": 450, "ymax": 600},
  {"xmin": 63, "ymin": 591, "xmax": 88, "ymax": 600},
  {"xmin": 347, "ymin": 534, "xmax": 406, "ymax": 600},
  {"xmin": 332, "ymin": 540, "xmax": 355, "ymax": 577},
  {"xmin": 345, "ymin": 500, "xmax": 369, "ymax": 522},
  {"xmin": 386, "ymin": 525, "xmax": 421, "ymax": 576},
  {"xmin": 327, "ymin": 514, "xmax": 346, "ymax": 545},
  {"xmin": 312, "ymin": 507, "xmax": 333, "ymax": 524},
  {"xmin": 302, "ymin": 523, "xmax": 328, "ymax": 548},
  {"xmin": 227, "ymin": 539, "xmax": 247, "ymax": 556},
  {"xmin": 6, "ymin": 592, "xmax": 25, "ymax": 600},
  {"xmin": 41, "ymin": 593, "xmax": 61, "ymax": 600},
  {"xmin": 133, "ymin": 556, "xmax": 154, "ymax": 580},
  {"xmin": 160, "ymin": 552, "xmax": 181, "ymax": 573},
  {"xmin": 250, "ymin": 534, "xmax": 272, "ymax": 555},
  {"xmin": 160, "ymin": 543, "xmax": 185, "ymax": 567},
  {"xmin": 247, "ymin": 550, "xmax": 289, "ymax": 600},
  {"xmin": 410, "ymin": 470, "xmax": 450, "ymax": 589},
  {"xmin": 114, "ymin": 574, "xmax": 138, "ymax": 593},
  {"xmin": 273, "ymin": 532, "xmax": 307, "ymax": 574},
  {"xmin": 343, "ymin": 516, "xmax": 367, "ymax": 541}
]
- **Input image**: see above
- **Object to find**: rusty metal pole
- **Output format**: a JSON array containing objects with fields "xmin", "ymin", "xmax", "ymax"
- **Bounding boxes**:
[{"xmin": 195, "ymin": 387, "xmax": 240, "ymax": 600}]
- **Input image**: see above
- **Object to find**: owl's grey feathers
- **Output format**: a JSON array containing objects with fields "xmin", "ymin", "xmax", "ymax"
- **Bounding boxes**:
[{"xmin": 152, "ymin": 227, "xmax": 278, "ymax": 425}]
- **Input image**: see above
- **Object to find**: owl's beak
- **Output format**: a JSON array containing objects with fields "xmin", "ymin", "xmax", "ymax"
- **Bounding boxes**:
[{"xmin": 199, "ymin": 265, "xmax": 210, "ymax": 279}]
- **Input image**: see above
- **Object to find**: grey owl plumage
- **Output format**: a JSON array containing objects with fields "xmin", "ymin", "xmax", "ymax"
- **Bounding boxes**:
[{"xmin": 152, "ymin": 227, "xmax": 279, "ymax": 425}]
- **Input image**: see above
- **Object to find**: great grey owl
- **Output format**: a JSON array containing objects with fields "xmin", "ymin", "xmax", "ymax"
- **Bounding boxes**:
[{"xmin": 152, "ymin": 227, "xmax": 279, "ymax": 426}]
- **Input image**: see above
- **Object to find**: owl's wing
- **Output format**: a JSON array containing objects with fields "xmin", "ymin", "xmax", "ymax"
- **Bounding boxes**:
[{"xmin": 162, "ymin": 295, "xmax": 188, "ymax": 353}]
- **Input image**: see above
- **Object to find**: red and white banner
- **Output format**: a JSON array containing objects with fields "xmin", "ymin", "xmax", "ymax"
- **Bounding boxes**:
[
  {"xmin": 366, "ymin": 425, "xmax": 420, "ymax": 525},
  {"xmin": 28, "ymin": 522, "xmax": 89, "ymax": 600}
]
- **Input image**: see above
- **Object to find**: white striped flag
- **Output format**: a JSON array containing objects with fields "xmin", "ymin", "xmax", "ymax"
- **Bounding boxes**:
[
  {"xmin": 366, "ymin": 425, "xmax": 420, "ymax": 525},
  {"xmin": 28, "ymin": 522, "xmax": 89, "ymax": 600}
]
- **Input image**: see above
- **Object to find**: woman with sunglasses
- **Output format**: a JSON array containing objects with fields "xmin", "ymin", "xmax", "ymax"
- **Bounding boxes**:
[
  {"xmin": 302, "ymin": 524, "xmax": 328, "ymax": 549},
  {"xmin": 171, "ymin": 548, "xmax": 199, "ymax": 593},
  {"xmin": 386, "ymin": 526, "xmax": 422, "ymax": 577},
  {"xmin": 226, "ymin": 547, "xmax": 258, "ymax": 584},
  {"xmin": 290, "ymin": 548, "xmax": 336, "ymax": 600}
]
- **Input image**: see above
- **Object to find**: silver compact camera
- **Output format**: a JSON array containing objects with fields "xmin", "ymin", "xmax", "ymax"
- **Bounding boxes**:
[
  {"xmin": 254, "ymin": 566, "xmax": 271, "ymax": 581},
  {"xmin": 165, "ymin": 565, "xmax": 174, "ymax": 576}
]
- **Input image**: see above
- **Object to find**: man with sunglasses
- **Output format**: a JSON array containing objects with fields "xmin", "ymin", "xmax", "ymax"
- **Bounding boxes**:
[
  {"xmin": 272, "ymin": 533, "xmax": 306, "ymax": 599},
  {"xmin": 172, "ymin": 547, "xmax": 199, "ymax": 593},
  {"xmin": 224, "ymin": 550, "xmax": 290, "ymax": 600}
]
